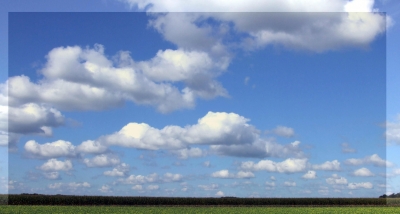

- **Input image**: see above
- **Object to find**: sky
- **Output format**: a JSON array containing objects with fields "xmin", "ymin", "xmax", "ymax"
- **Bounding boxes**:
[{"xmin": 0, "ymin": 0, "xmax": 400, "ymax": 198}]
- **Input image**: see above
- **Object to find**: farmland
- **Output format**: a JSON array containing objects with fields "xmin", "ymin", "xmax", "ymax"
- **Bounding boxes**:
[{"xmin": 1, "ymin": 206, "xmax": 400, "ymax": 214}]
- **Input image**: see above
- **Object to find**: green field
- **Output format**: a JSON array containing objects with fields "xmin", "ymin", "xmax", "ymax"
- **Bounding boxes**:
[{"xmin": 1, "ymin": 206, "xmax": 400, "ymax": 214}]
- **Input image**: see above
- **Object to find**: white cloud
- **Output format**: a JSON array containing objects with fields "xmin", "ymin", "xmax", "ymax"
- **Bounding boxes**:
[
  {"xmin": 163, "ymin": 173, "xmax": 183, "ymax": 182},
  {"xmin": 211, "ymin": 170, "xmax": 254, "ymax": 179},
  {"xmin": 121, "ymin": 1, "xmax": 387, "ymax": 53},
  {"xmin": 270, "ymin": 176, "xmax": 276, "ymax": 180},
  {"xmin": 284, "ymin": 181, "xmax": 296, "ymax": 187},
  {"xmin": 76, "ymin": 140, "xmax": 108, "ymax": 154},
  {"xmin": 344, "ymin": 154, "xmax": 393, "ymax": 167},
  {"xmin": 24, "ymin": 140, "xmax": 76, "ymax": 158},
  {"xmin": 215, "ymin": 191, "xmax": 225, "ymax": 197},
  {"xmin": 352, "ymin": 167, "xmax": 375, "ymax": 177},
  {"xmin": 43, "ymin": 172, "xmax": 60, "ymax": 180},
  {"xmin": 147, "ymin": 185, "xmax": 159, "ymax": 190},
  {"xmin": 312, "ymin": 160, "xmax": 341, "ymax": 171},
  {"xmin": 3, "ymin": 103, "xmax": 64, "ymax": 135},
  {"xmin": 132, "ymin": 185, "xmax": 143, "ymax": 190},
  {"xmin": 118, "ymin": 173, "xmax": 159, "ymax": 184},
  {"xmin": 386, "ymin": 115, "xmax": 400, "ymax": 145},
  {"xmin": 99, "ymin": 185, "xmax": 112, "ymax": 193},
  {"xmin": 99, "ymin": 111, "xmax": 258, "ymax": 150},
  {"xmin": 272, "ymin": 126, "xmax": 295, "ymax": 138},
  {"xmin": 198, "ymin": 183, "xmax": 219, "ymax": 190},
  {"xmin": 240, "ymin": 158, "xmax": 307, "ymax": 173},
  {"xmin": 302, "ymin": 170, "xmax": 317, "ymax": 179},
  {"xmin": 236, "ymin": 171, "xmax": 255, "ymax": 179},
  {"xmin": 38, "ymin": 159, "xmax": 73, "ymax": 171},
  {"xmin": 103, "ymin": 163, "xmax": 130, "ymax": 177},
  {"xmin": 171, "ymin": 147, "xmax": 205, "ymax": 159},
  {"xmin": 326, "ymin": 174, "xmax": 348, "ymax": 185},
  {"xmin": 83, "ymin": 154, "xmax": 120, "ymax": 167},
  {"xmin": 211, "ymin": 170, "xmax": 234, "ymax": 178},
  {"xmin": 48, "ymin": 182, "xmax": 90, "ymax": 190},
  {"xmin": 347, "ymin": 182, "xmax": 373, "ymax": 189}
]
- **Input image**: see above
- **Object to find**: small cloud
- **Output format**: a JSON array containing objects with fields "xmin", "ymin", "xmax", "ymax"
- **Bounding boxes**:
[
  {"xmin": 215, "ymin": 191, "xmax": 225, "ymax": 197},
  {"xmin": 244, "ymin": 77, "xmax": 250, "ymax": 85},
  {"xmin": 284, "ymin": 181, "xmax": 296, "ymax": 187},
  {"xmin": 272, "ymin": 126, "xmax": 295, "ymax": 138},
  {"xmin": 302, "ymin": 170, "xmax": 317, "ymax": 179},
  {"xmin": 341, "ymin": 143, "xmax": 356, "ymax": 153},
  {"xmin": 203, "ymin": 161, "xmax": 211, "ymax": 167},
  {"xmin": 352, "ymin": 167, "xmax": 374, "ymax": 177}
]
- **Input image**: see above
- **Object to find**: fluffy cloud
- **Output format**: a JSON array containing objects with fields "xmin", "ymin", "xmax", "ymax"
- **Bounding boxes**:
[
  {"xmin": 147, "ymin": 185, "xmax": 159, "ymax": 190},
  {"xmin": 163, "ymin": 173, "xmax": 183, "ymax": 182},
  {"xmin": 25, "ymin": 140, "xmax": 76, "ymax": 158},
  {"xmin": 132, "ymin": 185, "xmax": 143, "ymax": 190},
  {"xmin": 4, "ymin": 103, "xmax": 64, "ymax": 135},
  {"xmin": 122, "ymin": 0, "xmax": 388, "ymax": 53},
  {"xmin": 326, "ymin": 174, "xmax": 348, "ymax": 185},
  {"xmin": 5, "ymin": 44, "xmax": 232, "ymax": 113},
  {"xmin": 103, "ymin": 163, "xmax": 130, "ymax": 177},
  {"xmin": 83, "ymin": 154, "xmax": 120, "ymax": 167},
  {"xmin": 38, "ymin": 159, "xmax": 73, "ymax": 171},
  {"xmin": 215, "ymin": 191, "xmax": 224, "ymax": 197},
  {"xmin": 240, "ymin": 158, "xmax": 307, "ymax": 173},
  {"xmin": 347, "ymin": 182, "xmax": 373, "ymax": 189},
  {"xmin": 76, "ymin": 140, "xmax": 108, "ymax": 154},
  {"xmin": 211, "ymin": 170, "xmax": 255, "ymax": 179},
  {"xmin": 312, "ymin": 160, "xmax": 341, "ymax": 171},
  {"xmin": 344, "ymin": 154, "xmax": 393, "ymax": 167},
  {"xmin": 265, "ymin": 181, "xmax": 276, "ymax": 187},
  {"xmin": 272, "ymin": 126, "xmax": 295, "ymax": 138},
  {"xmin": 117, "ymin": 173, "xmax": 159, "ymax": 184},
  {"xmin": 99, "ymin": 185, "xmax": 112, "ymax": 193},
  {"xmin": 302, "ymin": 170, "xmax": 317, "ymax": 179},
  {"xmin": 352, "ymin": 167, "xmax": 375, "ymax": 177}
]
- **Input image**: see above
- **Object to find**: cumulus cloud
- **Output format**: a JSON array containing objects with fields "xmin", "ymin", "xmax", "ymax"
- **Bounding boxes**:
[
  {"xmin": 24, "ymin": 140, "xmax": 76, "ymax": 158},
  {"xmin": 163, "ymin": 173, "xmax": 183, "ymax": 182},
  {"xmin": 121, "ymin": 0, "xmax": 388, "ymax": 53},
  {"xmin": 103, "ymin": 163, "xmax": 130, "ymax": 177},
  {"xmin": 312, "ymin": 160, "xmax": 341, "ymax": 171},
  {"xmin": 83, "ymin": 154, "xmax": 120, "ymax": 167},
  {"xmin": 99, "ymin": 185, "xmax": 112, "ymax": 193},
  {"xmin": 76, "ymin": 140, "xmax": 108, "ymax": 154},
  {"xmin": 4, "ymin": 43, "xmax": 232, "ymax": 113},
  {"xmin": 347, "ymin": 182, "xmax": 373, "ymax": 189},
  {"xmin": 117, "ymin": 173, "xmax": 159, "ymax": 184},
  {"xmin": 326, "ymin": 174, "xmax": 348, "ymax": 185},
  {"xmin": 240, "ymin": 158, "xmax": 307, "ymax": 173},
  {"xmin": 352, "ymin": 167, "xmax": 375, "ymax": 177},
  {"xmin": 38, "ymin": 159, "xmax": 73, "ymax": 171},
  {"xmin": 344, "ymin": 154, "xmax": 393, "ymax": 167},
  {"xmin": 147, "ymin": 185, "xmax": 159, "ymax": 190},
  {"xmin": 272, "ymin": 126, "xmax": 295, "ymax": 138},
  {"xmin": 132, "ymin": 185, "xmax": 143, "ymax": 190},
  {"xmin": 215, "ymin": 191, "xmax": 225, "ymax": 197},
  {"xmin": 265, "ymin": 181, "xmax": 275, "ymax": 187},
  {"xmin": 211, "ymin": 170, "xmax": 255, "ymax": 179},
  {"xmin": 302, "ymin": 170, "xmax": 317, "ymax": 179},
  {"xmin": 3, "ymin": 103, "xmax": 64, "ymax": 135}
]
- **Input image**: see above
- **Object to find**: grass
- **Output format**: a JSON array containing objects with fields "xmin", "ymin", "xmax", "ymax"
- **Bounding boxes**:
[{"xmin": 1, "ymin": 206, "xmax": 400, "ymax": 214}]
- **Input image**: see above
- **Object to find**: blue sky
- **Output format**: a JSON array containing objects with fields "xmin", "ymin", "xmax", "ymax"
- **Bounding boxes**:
[{"xmin": 1, "ymin": 0, "xmax": 400, "ymax": 198}]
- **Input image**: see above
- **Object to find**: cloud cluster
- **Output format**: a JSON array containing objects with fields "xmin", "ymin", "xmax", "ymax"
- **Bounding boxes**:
[
  {"xmin": 117, "ymin": 172, "xmax": 182, "ymax": 185},
  {"xmin": 24, "ymin": 140, "xmax": 77, "ymax": 158},
  {"xmin": 326, "ymin": 174, "xmax": 348, "ymax": 185},
  {"xmin": 38, "ymin": 159, "xmax": 73, "ymax": 171},
  {"xmin": 103, "ymin": 163, "xmax": 130, "ymax": 177},
  {"xmin": 240, "ymin": 158, "xmax": 307, "ymax": 173},
  {"xmin": 344, "ymin": 154, "xmax": 393, "ymax": 167},
  {"xmin": 211, "ymin": 169, "xmax": 254, "ymax": 179},
  {"xmin": 122, "ymin": 0, "xmax": 388, "ymax": 53},
  {"xmin": 312, "ymin": 160, "xmax": 341, "ymax": 171}
]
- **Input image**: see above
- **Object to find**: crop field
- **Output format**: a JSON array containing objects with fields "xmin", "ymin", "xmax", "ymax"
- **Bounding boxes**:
[{"xmin": 1, "ymin": 206, "xmax": 400, "ymax": 214}]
